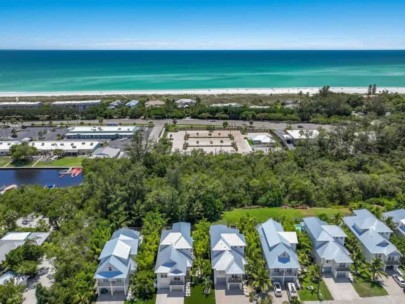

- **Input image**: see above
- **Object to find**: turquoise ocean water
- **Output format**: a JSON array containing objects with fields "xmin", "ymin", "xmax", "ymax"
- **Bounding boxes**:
[{"xmin": 0, "ymin": 51, "xmax": 405, "ymax": 92}]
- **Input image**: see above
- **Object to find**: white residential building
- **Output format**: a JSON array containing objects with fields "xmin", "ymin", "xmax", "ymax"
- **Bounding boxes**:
[
  {"xmin": 51, "ymin": 100, "xmax": 101, "ymax": 111},
  {"xmin": 66, "ymin": 126, "xmax": 138, "ymax": 139},
  {"xmin": 257, "ymin": 219, "xmax": 300, "ymax": 284},
  {"xmin": 29, "ymin": 141, "xmax": 100, "ymax": 155},
  {"xmin": 302, "ymin": 217, "xmax": 352, "ymax": 278},
  {"xmin": 284, "ymin": 129, "xmax": 319, "ymax": 145},
  {"xmin": 175, "ymin": 99, "xmax": 196, "ymax": 108},
  {"xmin": 155, "ymin": 222, "xmax": 193, "ymax": 292},
  {"xmin": 94, "ymin": 228, "xmax": 140, "ymax": 296},
  {"xmin": 0, "ymin": 232, "xmax": 49, "ymax": 264},
  {"xmin": 210, "ymin": 225, "xmax": 247, "ymax": 290},
  {"xmin": 383, "ymin": 209, "xmax": 405, "ymax": 237},
  {"xmin": 0, "ymin": 102, "xmax": 42, "ymax": 109},
  {"xmin": 344, "ymin": 209, "xmax": 402, "ymax": 271}
]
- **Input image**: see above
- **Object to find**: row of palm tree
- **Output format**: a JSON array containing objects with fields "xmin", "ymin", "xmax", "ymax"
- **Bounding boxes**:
[{"xmin": 238, "ymin": 215, "xmax": 273, "ymax": 303}]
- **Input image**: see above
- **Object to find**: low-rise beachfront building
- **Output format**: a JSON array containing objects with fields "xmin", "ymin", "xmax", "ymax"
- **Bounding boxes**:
[
  {"xmin": 145, "ymin": 100, "xmax": 165, "ymax": 108},
  {"xmin": 92, "ymin": 147, "xmax": 121, "ymax": 158},
  {"xmin": 0, "ymin": 101, "xmax": 42, "ymax": 109},
  {"xmin": 175, "ymin": 99, "xmax": 196, "ymax": 108},
  {"xmin": 248, "ymin": 133, "xmax": 275, "ymax": 146},
  {"xmin": 126, "ymin": 100, "xmax": 139, "ymax": 108},
  {"xmin": 0, "ymin": 141, "xmax": 99, "ymax": 156},
  {"xmin": 301, "ymin": 217, "xmax": 352, "ymax": 279},
  {"xmin": 28, "ymin": 141, "xmax": 100, "ymax": 155},
  {"xmin": 257, "ymin": 219, "xmax": 299, "ymax": 284},
  {"xmin": 284, "ymin": 129, "xmax": 319, "ymax": 145},
  {"xmin": 249, "ymin": 105, "xmax": 270, "ymax": 109},
  {"xmin": 51, "ymin": 100, "xmax": 101, "ymax": 111},
  {"xmin": 66, "ymin": 126, "xmax": 138, "ymax": 139},
  {"xmin": 383, "ymin": 209, "xmax": 405, "ymax": 237},
  {"xmin": 108, "ymin": 100, "xmax": 123, "ymax": 109},
  {"xmin": 344, "ymin": 209, "xmax": 402, "ymax": 271},
  {"xmin": 0, "ymin": 141, "xmax": 19, "ymax": 156},
  {"xmin": 210, "ymin": 225, "xmax": 246, "ymax": 290},
  {"xmin": 155, "ymin": 222, "xmax": 193, "ymax": 292},
  {"xmin": 0, "ymin": 232, "xmax": 49, "ymax": 264},
  {"xmin": 210, "ymin": 103, "xmax": 241, "ymax": 108},
  {"xmin": 94, "ymin": 228, "xmax": 140, "ymax": 296}
]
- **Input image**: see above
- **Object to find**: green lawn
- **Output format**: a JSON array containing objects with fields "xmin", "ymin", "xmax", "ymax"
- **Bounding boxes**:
[
  {"xmin": 222, "ymin": 207, "xmax": 351, "ymax": 225},
  {"xmin": 185, "ymin": 284, "xmax": 215, "ymax": 304},
  {"xmin": 34, "ymin": 157, "xmax": 84, "ymax": 167},
  {"xmin": 352, "ymin": 276, "xmax": 388, "ymax": 297},
  {"xmin": 5, "ymin": 159, "xmax": 34, "ymax": 168},
  {"xmin": 0, "ymin": 157, "xmax": 11, "ymax": 167},
  {"xmin": 298, "ymin": 278, "xmax": 333, "ymax": 301}
]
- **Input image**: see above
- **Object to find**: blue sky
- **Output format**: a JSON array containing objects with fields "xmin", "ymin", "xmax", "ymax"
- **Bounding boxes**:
[{"xmin": 1, "ymin": 0, "xmax": 404, "ymax": 50}]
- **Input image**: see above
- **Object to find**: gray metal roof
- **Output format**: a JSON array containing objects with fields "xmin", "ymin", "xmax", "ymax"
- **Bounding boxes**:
[
  {"xmin": 0, "ymin": 232, "xmax": 49, "ymax": 263},
  {"xmin": 126, "ymin": 100, "xmax": 139, "ymax": 108},
  {"xmin": 92, "ymin": 147, "xmax": 120, "ymax": 158},
  {"xmin": 257, "ymin": 219, "xmax": 300, "ymax": 269},
  {"xmin": 210, "ymin": 225, "xmax": 246, "ymax": 275},
  {"xmin": 302, "ymin": 217, "xmax": 352, "ymax": 264},
  {"xmin": 344, "ymin": 209, "xmax": 401, "ymax": 256},
  {"xmin": 383, "ymin": 209, "xmax": 405, "ymax": 224},
  {"xmin": 94, "ymin": 228, "xmax": 140, "ymax": 280},
  {"xmin": 155, "ymin": 222, "xmax": 193, "ymax": 276}
]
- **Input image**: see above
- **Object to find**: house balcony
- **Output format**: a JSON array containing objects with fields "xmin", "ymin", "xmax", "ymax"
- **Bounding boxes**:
[
  {"xmin": 170, "ymin": 280, "xmax": 185, "ymax": 286},
  {"xmin": 97, "ymin": 280, "xmax": 126, "ymax": 287},
  {"xmin": 335, "ymin": 266, "xmax": 351, "ymax": 271},
  {"xmin": 386, "ymin": 260, "xmax": 401, "ymax": 266},
  {"xmin": 227, "ymin": 277, "xmax": 243, "ymax": 283}
]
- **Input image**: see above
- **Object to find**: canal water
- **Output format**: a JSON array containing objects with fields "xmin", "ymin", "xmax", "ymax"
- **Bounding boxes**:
[{"xmin": 0, "ymin": 169, "xmax": 83, "ymax": 187}]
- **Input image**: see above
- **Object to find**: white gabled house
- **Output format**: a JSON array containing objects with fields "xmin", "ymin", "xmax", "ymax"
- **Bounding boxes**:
[
  {"xmin": 257, "ymin": 219, "xmax": 300, "ymax": 284},
  {"xmin": 344, "ymin": 209, "xmax": 402, "ymax": 271},
  {"xmin": 301, "ymin": 217, "xmax": 352, "ymax": 279},
  {"xmin": 383, "ymin": 209, "xmax": 405, "ymax": 237},
  {"xmin": 210, "ymin": 225, "xmax": 247, "ymax": 290},
  {"xmin": 155, "ymin": 222, "xmax": 193, "ymax": 292},
  {"xmin": 94, "ymin": 228, "xmax": 140, "ymax": 296}
]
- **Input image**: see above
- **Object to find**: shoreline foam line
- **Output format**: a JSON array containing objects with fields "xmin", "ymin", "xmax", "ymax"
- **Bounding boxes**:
[{"xmin": 1, "ymin": 87, "xmax": 405, "ymax": 97}]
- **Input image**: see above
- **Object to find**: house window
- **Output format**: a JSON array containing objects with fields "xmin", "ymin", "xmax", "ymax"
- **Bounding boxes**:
[
  {"xmin": 339, "ymin": 263, "xmax": 346, "ymax": 267},
  {"xmin": 287, "ymin": 269, "xmax": 292, "ymax": 273},
  {"xmin": 173, "ymin": 277, "xmax": 181, "ymax": 281},
  {"xmin": 117, "ymin": 279, "xmax": 122, "ymax": 283},
  {"xmin": 103, "ymin": 279, "xmax": 109, "ymax": 283},
  {"xmin": 108, "ymin": 267, "xmax": 112, "ymax": 271},
  {"xmin": 231, "ymin": 274, "xmax": 239, "ymax": 279},
  {"xmin": 161, "ymin": 274, "xmax": 167, "ymax": 278}
]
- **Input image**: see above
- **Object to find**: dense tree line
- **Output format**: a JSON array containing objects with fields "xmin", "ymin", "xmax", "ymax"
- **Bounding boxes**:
[
  {"xmin": 1, "ymin": 100, "xmax": 405, "ymax": 302},
  {"xmin": 3, "ymin": 91, "xmax": 405, "ymax": 123}
]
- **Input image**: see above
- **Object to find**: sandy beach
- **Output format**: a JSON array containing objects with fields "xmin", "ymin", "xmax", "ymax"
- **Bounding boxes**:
[{"xmin": 1, "ymin": 87, "xmax": 405, "ymax": 97}]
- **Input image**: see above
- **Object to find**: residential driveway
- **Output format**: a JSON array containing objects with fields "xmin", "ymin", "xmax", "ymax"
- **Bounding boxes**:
[
  {"xmin": 215, "ymin": 283, "xmax": 249, "ymax": 304},
  {"xmin": 155, "ymin": 289, "xmax": 184, "ymax": 304},
  {"xmin": 272, "ymin": 289, "xmax": 289, "ymax": 304},
  {"xmin": 95, "ymin": 292, "xmax": 125, "ymax": 304},
  {"xmin": 23, "ymin": 256, "xmax": 56, "ymax": 304},
  {"xmin": 382, "ymin": 275, "xmax": 403, "ymax": 297},
  {"xmin": 323, "ymin": 275, "xmax": 360, "ymax": 301}
]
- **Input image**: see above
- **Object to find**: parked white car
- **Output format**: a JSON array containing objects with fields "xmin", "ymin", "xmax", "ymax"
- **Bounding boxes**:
[
  {"xmin": 273, "ymin": 281, "xmax": 282, "ymax": 297},
  {"xmin": 393, "ymin": 274, "xmax": 405, "ymax": 288}
]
